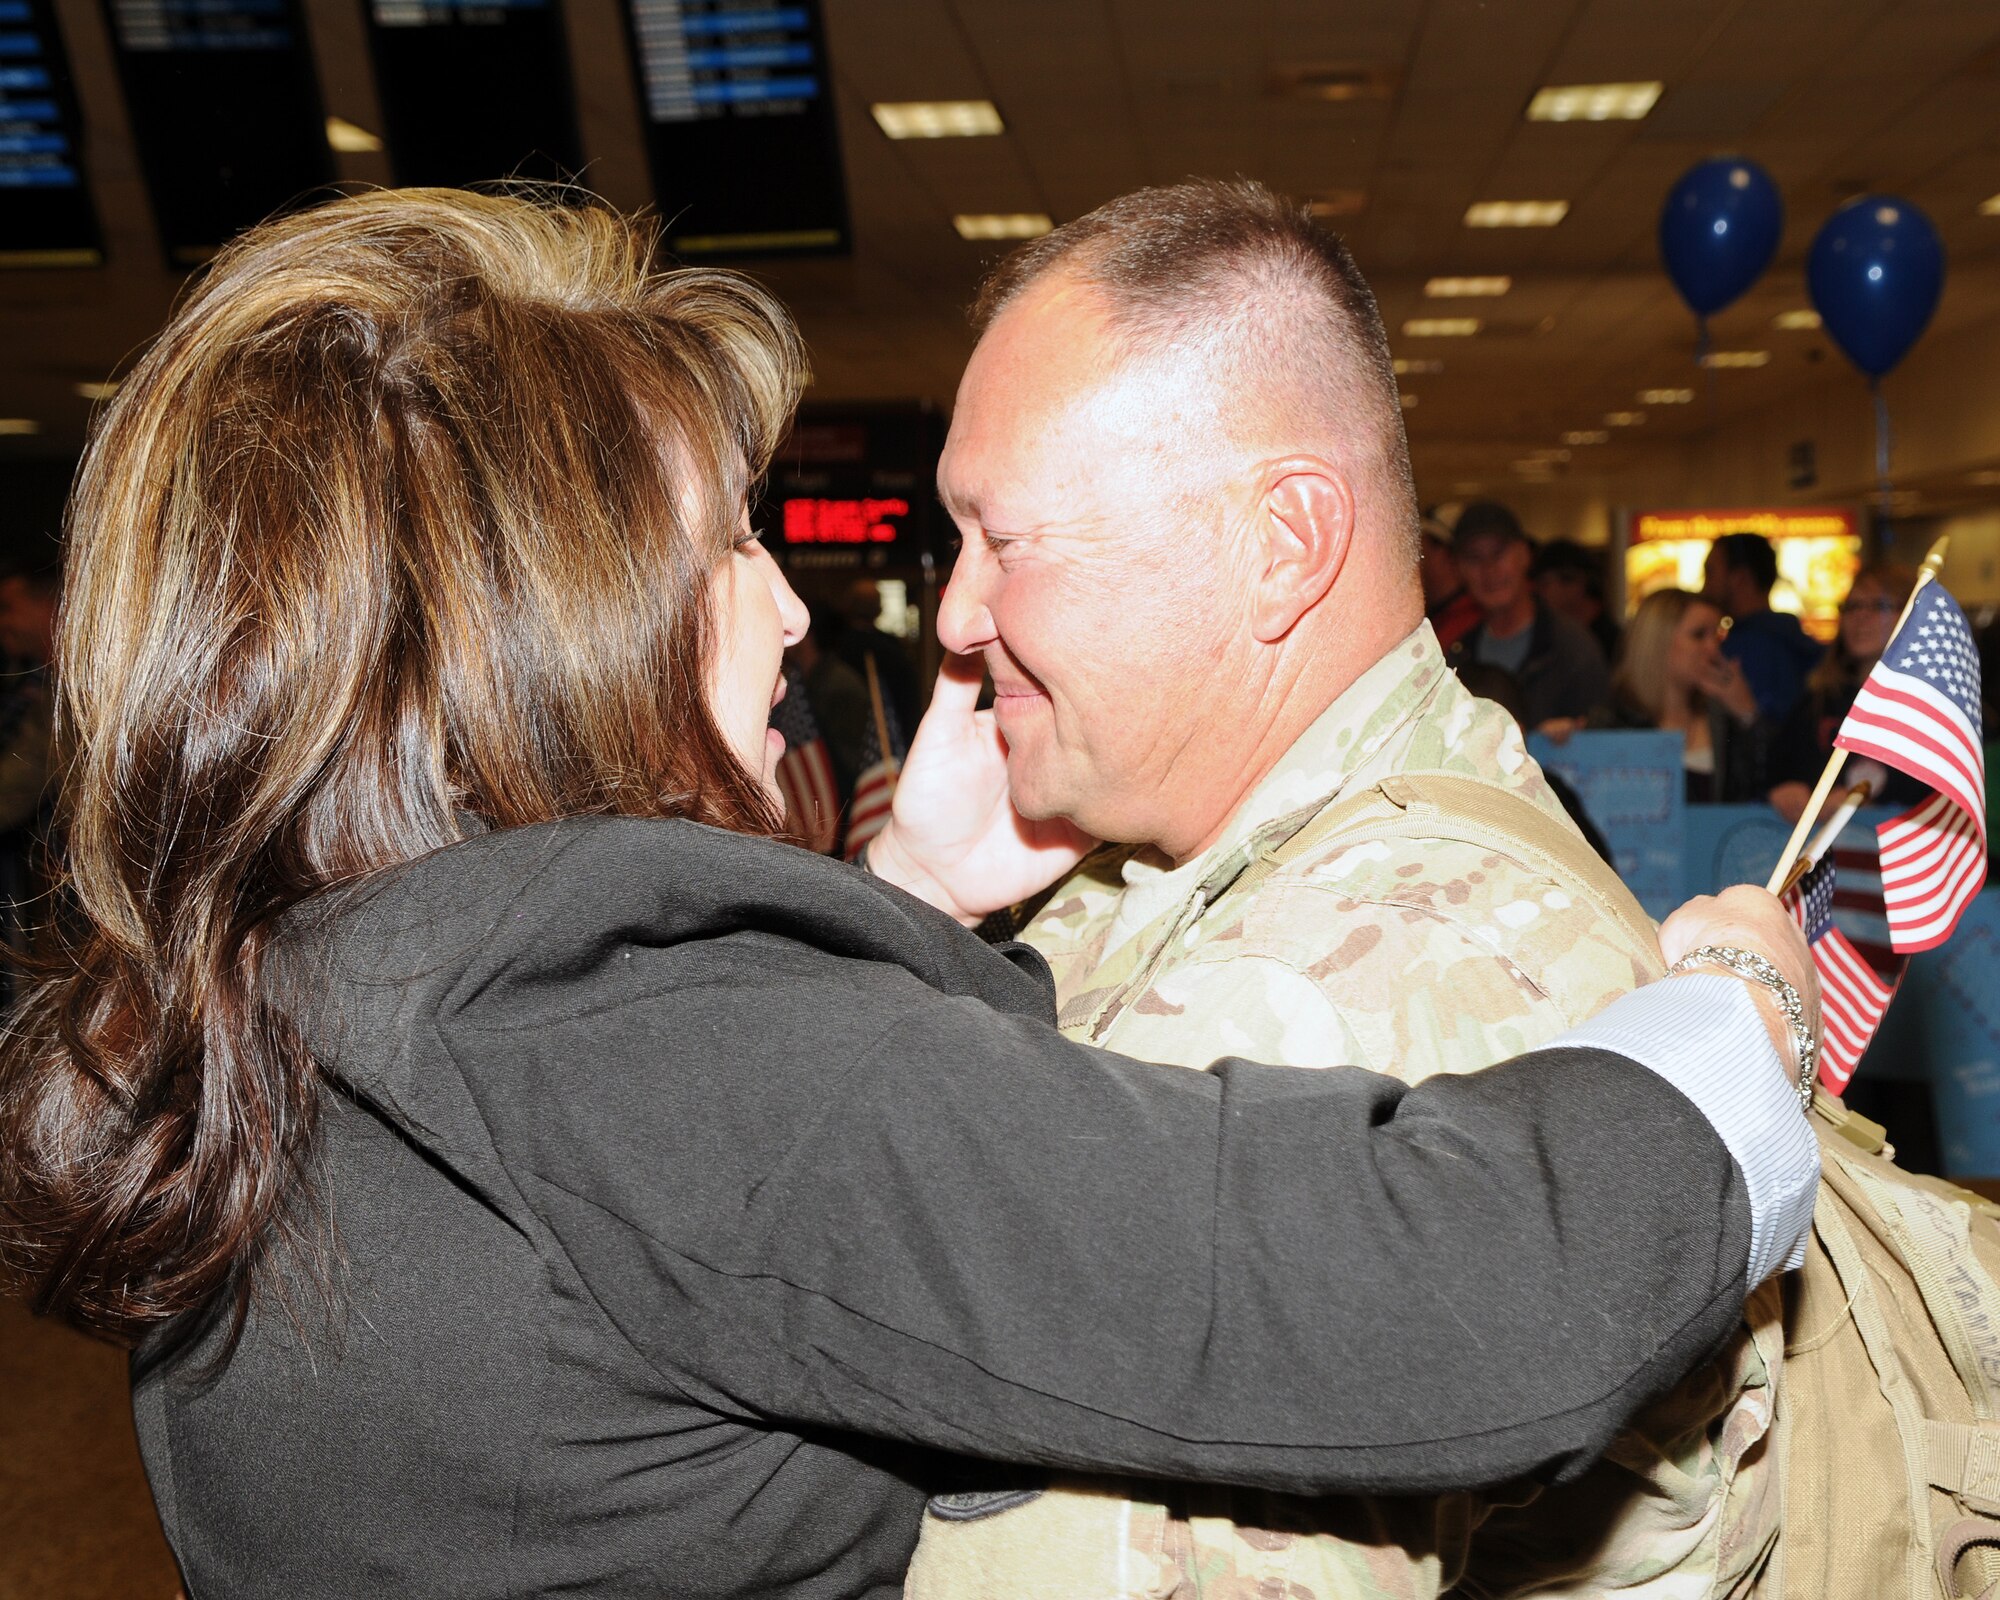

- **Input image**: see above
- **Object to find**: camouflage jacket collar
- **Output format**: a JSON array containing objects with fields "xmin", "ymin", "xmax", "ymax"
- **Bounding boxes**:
[{"xmin": 1105, "ymin": 621, "xmax": 1450, "ymax": 935}]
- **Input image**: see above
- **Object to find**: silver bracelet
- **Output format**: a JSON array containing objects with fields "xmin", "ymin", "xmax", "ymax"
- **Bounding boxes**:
[{"xmin": 1666, "ymin": 944, "xmax": 1818, "ymax": 1113}]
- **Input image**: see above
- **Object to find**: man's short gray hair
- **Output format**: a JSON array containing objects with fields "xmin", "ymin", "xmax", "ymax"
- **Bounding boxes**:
[{"xmin": 971, "ymin": 178, "xmax": 1420, "ymax": 564}]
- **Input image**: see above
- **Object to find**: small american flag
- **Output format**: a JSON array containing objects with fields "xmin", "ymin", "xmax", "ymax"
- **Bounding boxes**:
[
  {"xmin": 772, "ymin": 666, "xmax": 840, "ymax": 855},
  {"xmin": 1834, "ymin": 583, "xmax": 1987, "ymax": 954},
  {"xmin": 1783, "ymin": 855, "xmax": 1902, "ymax": 1095},
  {"xmin": 842, "ymin": 699, "xmax": 903, "ymax": 862}
]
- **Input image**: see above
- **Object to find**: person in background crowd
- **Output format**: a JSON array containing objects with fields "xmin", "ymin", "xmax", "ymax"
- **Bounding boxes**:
[
  {"xmin": 0, "ymin": 560, "xmax": 58, "ymax": 996},
  {"xmin": 783, "ymin": 607, "xmax": 871, "ymax": 796},
  {"xmin": 829, "ymin": 576, "xmax": 923, "ymax": 737},
  {"xmin": 1769, "ymin": 562, "xmax": 1924, "ymax": 824},
  {"xmin": 1582, "ymin": 588, "xmax": 1773, "ymax": 803},
  {"xmin": 1446, "ymin": 500, "xmax": 1609, "ymax": 729},
  {"xmin": 1534, "ymin": 536, "xmax": 1622, "ymax": 662},
  {"xmin": 1419, "ymin": 515, "xmax": 1482, "ymax": 651},
  {"xmin": 1704, "ymin": 531, "xmax": 1822, "ymax": 723},
  {"xmin": 0, "ymin": 188, "xmax": 1821, "ymax": 1600}
]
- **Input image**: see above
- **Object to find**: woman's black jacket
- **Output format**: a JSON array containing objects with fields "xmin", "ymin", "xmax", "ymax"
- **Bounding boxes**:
[{"xmin": 132, "ymin": 817, "xmax": 1756, "ymax": 1599}]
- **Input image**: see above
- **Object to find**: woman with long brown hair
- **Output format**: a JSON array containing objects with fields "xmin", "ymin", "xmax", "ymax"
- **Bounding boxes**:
[{"xmin": 0, "ymin": 189, "xmax": 1818, "ymax": 1598}]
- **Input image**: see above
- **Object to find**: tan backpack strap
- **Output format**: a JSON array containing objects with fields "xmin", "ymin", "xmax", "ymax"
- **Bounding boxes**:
[
  {"xmin": 1834, "ymin": 1152, "xmax": 2000, "ymax": 1422},
  {"xmin": 1252, "ymin": 770, "xmax": 1659, "ymax": 961},
  {"xmin": 1927, "ymin": 1421, "xmax": 2000, "ymax": 1515},
  {"xmin": 1813, "ymin": 1189, "xmax": 1941, "ymax": 1600}
]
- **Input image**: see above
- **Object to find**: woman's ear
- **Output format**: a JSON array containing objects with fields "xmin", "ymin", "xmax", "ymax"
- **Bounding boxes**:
[{"xmin": 1249, "ymin": 458, "xmax": 1355, "ymax": 643}]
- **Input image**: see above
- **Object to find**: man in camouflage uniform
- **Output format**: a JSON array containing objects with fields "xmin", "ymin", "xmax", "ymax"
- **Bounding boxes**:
[{"xmin": 899, "ymin": 180, "xmax": 1784, "ymax": 1600}]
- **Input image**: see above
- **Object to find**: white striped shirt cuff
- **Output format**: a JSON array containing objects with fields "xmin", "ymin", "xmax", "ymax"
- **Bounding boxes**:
[{"xmin": 1552, "ymin": 976, "xmax": 1819, "ymax": 1286}]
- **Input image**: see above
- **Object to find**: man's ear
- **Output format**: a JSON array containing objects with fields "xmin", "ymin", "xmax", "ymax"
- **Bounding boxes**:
[{"xmin": 1249, "ymin": 458, "xmax": 1355, "ymax": 643}]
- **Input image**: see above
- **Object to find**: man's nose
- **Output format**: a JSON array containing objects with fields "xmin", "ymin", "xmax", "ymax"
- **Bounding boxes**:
[{"xmin": 936, "ymin": 549, "xmax": 998, "ymax": 656}]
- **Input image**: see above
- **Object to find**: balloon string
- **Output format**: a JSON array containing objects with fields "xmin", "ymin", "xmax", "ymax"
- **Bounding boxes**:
[
  {"xmin": 1698, "ymin": 316, "xmax": 1715, "ymax": 429},
  {"xmin": 1873, "ymin": 380, "xmax": 1893, "ymax": 531}
]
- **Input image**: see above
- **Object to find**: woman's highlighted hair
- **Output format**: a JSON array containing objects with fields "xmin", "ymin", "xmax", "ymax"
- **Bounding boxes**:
[{"xmin": 0, "ymin": 188, "xmax": 807, "ymax": 1344}]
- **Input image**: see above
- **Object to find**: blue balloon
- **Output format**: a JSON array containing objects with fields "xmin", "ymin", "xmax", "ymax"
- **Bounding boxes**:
[
  {"xmin": 1658, "ymin": 158, "xmax": 1784, "ymax": 317},
  {"xmin": 1808, "ymin": 196, "xmax": 1945, "ymax": 378}
]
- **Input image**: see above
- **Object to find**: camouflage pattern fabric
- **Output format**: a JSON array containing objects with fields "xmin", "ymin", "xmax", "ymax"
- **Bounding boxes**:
[{"xmin": 903, "ymin": 622, "xmax": 1784, "ymax": 1600}]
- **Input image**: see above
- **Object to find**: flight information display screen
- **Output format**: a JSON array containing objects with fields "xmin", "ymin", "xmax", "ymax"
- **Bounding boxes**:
[
  {"xmin": 103, "ymin": 0, "xmax": 331, "ymax": 264},
  {"xmin": 622, "ymin": 0, "xmax": 849, "ymax": 257},
  {"xmin": 365, "ymin": 0, "xmax": 582, "ymax": 188},
  {"xmin": 0, "ymin": 0, "xmax": 102, "ymax": 266},
  {"xmin": 757, "ymin": 406, "xmax": 943, "ymax": 571}
]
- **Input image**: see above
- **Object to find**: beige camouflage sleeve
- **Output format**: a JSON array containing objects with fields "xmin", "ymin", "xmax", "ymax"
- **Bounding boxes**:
[{"xmin": 1097, "ymin": 899, "xmax": 1587, "ymax": 1085}]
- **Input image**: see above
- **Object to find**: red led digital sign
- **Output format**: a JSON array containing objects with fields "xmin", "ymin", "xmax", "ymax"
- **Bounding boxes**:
[{"xmin": 781, "ymin": 496, "xmax": 912, "ymax": 545}]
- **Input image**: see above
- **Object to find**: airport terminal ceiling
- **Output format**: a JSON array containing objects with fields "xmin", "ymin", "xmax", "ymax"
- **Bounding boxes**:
[{"xmin": 7, "ymin": 0, "xmax": 2000, "ymax": 512}]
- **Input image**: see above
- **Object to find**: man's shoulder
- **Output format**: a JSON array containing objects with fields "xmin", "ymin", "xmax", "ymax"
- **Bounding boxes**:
[
  {"xmin": 1231, "ymin": 823, "xmax": 1650, "ymax": 988},
  {"xmin": 1121, "ymin": 832, "xmax": 1653, "ymax": 1076}
]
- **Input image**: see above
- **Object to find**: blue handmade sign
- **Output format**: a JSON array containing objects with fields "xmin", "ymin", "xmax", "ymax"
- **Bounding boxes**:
[
  {"xmin": 1527, "ymin": 730, "xmax": 1685, "ymax": 920},
  {"xmin": 1921, "ymin": 896, "xmax": 2000, "ymax": 1176},
  {"xmin": 1681, "ymin": 802, "xmax": 1898, "ymax": 903}
]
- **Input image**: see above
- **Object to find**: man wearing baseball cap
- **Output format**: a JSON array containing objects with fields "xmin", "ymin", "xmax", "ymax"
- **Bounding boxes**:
[{"xmin": 1447, "ymin": 499, "xmax": 1610, "ymax": 729}]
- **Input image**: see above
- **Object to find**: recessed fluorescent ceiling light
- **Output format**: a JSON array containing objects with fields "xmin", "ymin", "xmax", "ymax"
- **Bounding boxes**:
[
  {"xmin": 1529, "ymin": 448, "xmax": 1572, "ymax": 462},
  {"xmin": 0, "ymin": 419, "xmax": 41, "ymax": 436},
  {"xmin": 1392, "ymin": 357, "xmax": 1444, "ymax": 376},
  {"xmin": 1773, "ymin": 308, "xmax": 1823, "ymax": 330},
  {"xmin": 1980, "ymin": 194, "xmax": 2000, "ymax": 216},
  {"xmin": 1640, "ymin": 387, "xmax": 1695, "ymax": 404},
  {"xmin": 1700, "ymin": 350, "xmax": 1771, "ymax": 368},
  {"xmin": 1424, "ymin": 275, "xmax": 1511, "ymax": 297},
  {"xmin": 1402, "ymin": 318, "xmax": 1481, "ymax": 337},
  {"xmin": 1464, "ymin": 200, "xmax": 1569, "ymax": 228},
  {"xmin": 74, "ymin": 380, "xmax": 119, "ymax": 401},
  {"xmin": 871, "ymin": 101, "xmax": 1003, "ymax": 139},
  {"xmin": 1525, "ymin": 81, "xmax": 1663, "ymax": 122},
  {"xmin": 953, "ymin": 213, "xmax": 1051, "ymax": 240},
  {"xmin": 1399, "ymin": 392, "xmax": 1419, "ymax": 408},
  {"xmin": 1604, "ymin": 411, "xmax": 1645, "ymax": 426},
  {"xmin": 1563, "ymin": 430, "xmax": 1609, "ymax": 446},
  {"xmin": 325, "ymin": 117, "xmax": 383, "ymax": 153}
]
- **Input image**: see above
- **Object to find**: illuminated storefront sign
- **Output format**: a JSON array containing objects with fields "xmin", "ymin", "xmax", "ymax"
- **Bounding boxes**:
[
  {"xmin": 1631, "ymin": 506, "xmax": 1858, "ymax": 543},
  {"xmin": 1625, "ymin": 505, "xmax": 1861, "ymax": 642}
]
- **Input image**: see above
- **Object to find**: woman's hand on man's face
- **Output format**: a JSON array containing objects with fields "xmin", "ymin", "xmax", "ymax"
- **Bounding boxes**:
[{"xmin": 864, "ymin": 652, "xmax": 1093, "ymax": 925}]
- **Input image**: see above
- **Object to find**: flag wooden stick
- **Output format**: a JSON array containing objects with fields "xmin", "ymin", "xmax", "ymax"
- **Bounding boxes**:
[
  {"xmin": 1804, "ymin": 779, "xmax": 1873, "ymax": 866},
  {"xmin": 1764, "ymin": 536, "xmax": 1952, "ymax": 893},
  {"xmin": 861, "ymin": 654, "xmax": 898, "ymax": 775},
  {"xmin": 1774, "ymin": 780, "xmax": 1877, "ymax": 898}
]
